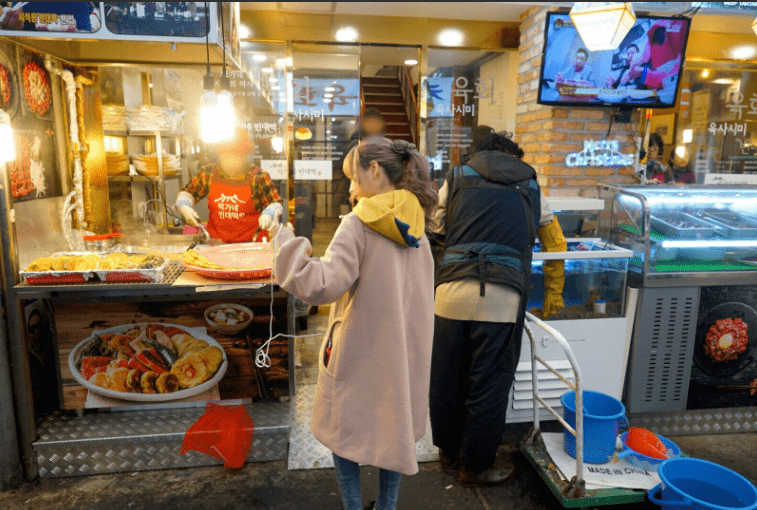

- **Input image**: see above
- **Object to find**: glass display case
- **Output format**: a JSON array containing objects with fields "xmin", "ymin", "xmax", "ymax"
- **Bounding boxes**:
[
  {"xmin": 600, "ymin": 185, "xmax": 757, "ymax": 286},
  {"xmin": 528, "ymin": 239, "xmax": 632, "ymax": 321}
]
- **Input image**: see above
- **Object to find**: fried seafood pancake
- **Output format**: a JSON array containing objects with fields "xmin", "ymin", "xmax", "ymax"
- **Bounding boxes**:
[
  {"xmin": 171, "ymin": 333, "xmax": 194, "ymax": 352},
  {"xmin": 155, "ymin": 373, "xmax": 179, "ymax": 393},
  {"xmin": 171, "ymin": 353, "xmax": 209, "ymax": 388},
  {"xmin": 125, "ymin": 369, "xmax": 143, "ymax": 393},
  {"xmin": 51, "ymin": 257, "xmax": 67, "ymax": 271},
  {"xmin": 108, "ymin": 335, "xmax": 136, "ymax": 357},
  {"xmin": 178, "ymin": 339, "xmax": 209, "ymax": 358},
  {"xmin": 74, "ymin": 254, "xmax": 100, "ymax": 271},
  {"xmin": 90, "ymin": 372, "xmax": 110, "ymax": 388},
  {"xmin": 25, "ymin": 257, "xmax": 53, "ymax": 271},
  {"xmin": 140, "ymin": 371, "xmax": 159, "ymax": 394},
  {"xmin": 107, "ymin": 366, "xmax": 129, "ymax": 392},
  {"xmin": 197, "ymin": 346, "xmax": 224, "ymax": 374},
  {"xmin": 183, "ymin": 249, "xmax": 224, "ymax": 270}
]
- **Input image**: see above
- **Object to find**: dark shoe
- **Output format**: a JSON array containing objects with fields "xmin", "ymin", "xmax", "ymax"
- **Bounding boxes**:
[
  {"xmin": 363, "ymin": 502, "xmax": 375, "ymax": 510},
  {"xmin": 439, "ymin": 450, "xmax": 460, "ymax": 472},
  {"xmin": 457, "ymin": 463, "xmax": 516, "ymax": 487}
]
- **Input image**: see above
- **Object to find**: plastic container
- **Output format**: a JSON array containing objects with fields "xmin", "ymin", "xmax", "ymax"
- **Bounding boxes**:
[
  {"xmin": 561, "ymin": 390, "xmax": 629, "ymax": 464},
  {"xmin": 617, "ymin": 431, "xmax": 681, "ymax": 472},
  {"xmin": 649, "ymin": 457, "xmax": 757, "ymax": 510}
]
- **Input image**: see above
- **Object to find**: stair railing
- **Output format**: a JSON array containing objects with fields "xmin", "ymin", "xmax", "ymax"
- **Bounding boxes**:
[{"xmin": 398, "ymin": 66, "xmax": 418, "ymax": 145}]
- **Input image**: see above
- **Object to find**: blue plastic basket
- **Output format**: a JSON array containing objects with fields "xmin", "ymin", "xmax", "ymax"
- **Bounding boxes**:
[{"xmin": 617, "ymin": 431, "xmax": 681, "ymax": 472}]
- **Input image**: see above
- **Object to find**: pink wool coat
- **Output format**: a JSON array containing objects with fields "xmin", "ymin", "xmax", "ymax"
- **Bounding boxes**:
[{"xmin": 272, "ymin": 213, "xmax": 434, "ymax": 475}]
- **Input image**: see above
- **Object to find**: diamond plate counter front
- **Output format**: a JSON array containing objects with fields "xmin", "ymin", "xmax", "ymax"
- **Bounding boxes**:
[{"xmin": 34, "ymin": 401, "xmax": 290, "ymax": 478}]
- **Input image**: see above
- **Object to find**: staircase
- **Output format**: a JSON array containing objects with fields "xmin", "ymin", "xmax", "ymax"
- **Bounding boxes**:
[{"xmin": 361, "ymin": 75, "xmax": 415, "ymax": 144}]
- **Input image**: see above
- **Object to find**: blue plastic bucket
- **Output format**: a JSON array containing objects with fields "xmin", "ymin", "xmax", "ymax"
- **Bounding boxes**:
[
  {"xmin": 649, "ymin": 458, "xmax": 757, "ymax": 510},
  {"xmin": 560, "ymin": 390, "xmax": 628, "ymax": 464}
]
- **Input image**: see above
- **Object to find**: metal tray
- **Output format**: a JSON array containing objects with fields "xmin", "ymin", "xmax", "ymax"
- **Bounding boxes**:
[
  {"xmin": 701, "ymin": 211, "xmax": 757, "ymax": 238},
  {"xmin": 650, "ymin": 212, "xmax": 718, "ymax": 239}
]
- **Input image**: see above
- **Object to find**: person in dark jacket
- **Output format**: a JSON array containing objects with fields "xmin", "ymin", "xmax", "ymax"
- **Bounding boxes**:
[{"xmin": 429, "ymin": 132, "xmax": 567, "ymax": 487}]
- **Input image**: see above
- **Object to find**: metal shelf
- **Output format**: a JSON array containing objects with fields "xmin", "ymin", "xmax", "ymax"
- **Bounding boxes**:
[
  {"xmin": 104, "ymin": 130, "xmax": 183, "ymax": 137},
  {"xmin": 109, "ymin": 174, "xmax": 181, "ymax": 182}
]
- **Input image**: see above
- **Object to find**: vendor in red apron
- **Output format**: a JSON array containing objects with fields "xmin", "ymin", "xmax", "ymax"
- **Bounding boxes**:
[{"xmin": 174, "ymin": 127, "xmax": 283, "ymax": 243}]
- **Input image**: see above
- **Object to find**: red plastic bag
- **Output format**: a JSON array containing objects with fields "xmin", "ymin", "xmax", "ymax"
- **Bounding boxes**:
[{"xmin": 181, "ymin": 403, "xmax": 254, "ymax": 469}]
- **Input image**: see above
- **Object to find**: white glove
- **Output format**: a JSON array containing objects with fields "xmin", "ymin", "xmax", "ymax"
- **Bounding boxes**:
[
  {"xmin": 259, "ymin": 203, "xmax": 283, "ymax": 230},
  {"xmin": 179, "ymin": 204, "xmax": 200, "ymax": 226}
]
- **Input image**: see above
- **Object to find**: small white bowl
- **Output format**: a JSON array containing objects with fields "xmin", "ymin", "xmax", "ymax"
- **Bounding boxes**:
[{"xmin": 204, "ymin": 303, "xmax": 253, "ymax": 334}]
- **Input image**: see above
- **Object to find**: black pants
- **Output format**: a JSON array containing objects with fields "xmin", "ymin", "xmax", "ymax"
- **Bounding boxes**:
[{"xmin": 429, "ymin": 316, "xmax": 521, "ymax": 473}]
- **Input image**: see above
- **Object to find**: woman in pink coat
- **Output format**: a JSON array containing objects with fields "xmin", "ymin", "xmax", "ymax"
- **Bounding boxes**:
[{"xmin": 269, "ymin": 137, "xmax": 437, "ymax": 510}]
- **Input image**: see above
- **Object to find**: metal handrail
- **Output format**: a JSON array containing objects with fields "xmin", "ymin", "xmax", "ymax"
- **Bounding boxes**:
[
  {"xmin": 524, "ymin": 311, "xmax": 584, "ymax": 496},
  {"xmin": 398, "ymin": 66, "xmax": 418, "ymax": 145}
]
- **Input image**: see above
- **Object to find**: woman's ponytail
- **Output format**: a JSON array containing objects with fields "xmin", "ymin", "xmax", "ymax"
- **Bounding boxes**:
[{"xmin": 357, "ymin": 137, "xmax": 438, "ymax": 232}]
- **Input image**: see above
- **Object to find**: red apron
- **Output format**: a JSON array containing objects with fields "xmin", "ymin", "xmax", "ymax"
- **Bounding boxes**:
[{"xmin": 206, "ymin": 167, "xmax": 268, "ymax": 243}]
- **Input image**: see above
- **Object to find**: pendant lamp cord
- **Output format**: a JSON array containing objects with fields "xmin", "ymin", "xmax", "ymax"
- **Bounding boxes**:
[
  {"xmin": 204, "ymin": 2, "xmax": 210, "ymax": 76},
  {"xmin": 220, "ymin": 2, "xmax": 227, "ymax": 76}
]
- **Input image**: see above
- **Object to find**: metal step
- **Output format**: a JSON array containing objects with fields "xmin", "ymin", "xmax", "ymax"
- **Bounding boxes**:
[{"xmin": 34, "ymin": 400, "xmax": 290, "ymax": 478}]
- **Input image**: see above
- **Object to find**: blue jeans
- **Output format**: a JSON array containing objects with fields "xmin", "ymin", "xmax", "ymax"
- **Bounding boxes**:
[{"xmin": 332, "ymin": 453, "xmax": 402, "ymax": 510}]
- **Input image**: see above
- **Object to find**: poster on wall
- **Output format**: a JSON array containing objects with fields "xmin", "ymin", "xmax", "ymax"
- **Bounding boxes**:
[
  {"xmin": 103, "ymin": 2, "xmax": 208, "ymax": 37},
  {"xmin": 0, "ymin": 40, "xmax": 19, "ymax": 120},
  {"xmin": 55, "ymin": 301, "xmax": 290, "ymax": 410},
  {"xmin": 687, "ymin": 285, "xmax": 757, "ymax": 410},
  {"xmin": 9, "ymin": 45, "xmax": 61, "ymax": 202},
  {"xmin": 0, "ymin": 2, "xmax": 101, "ymax": 33}
]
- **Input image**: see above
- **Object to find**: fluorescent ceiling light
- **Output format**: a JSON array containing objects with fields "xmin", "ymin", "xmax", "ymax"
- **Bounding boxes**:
[
  {"xmin": 675, "ymin": 146, "xmax": 686, "ymax": 158},
  {"xmin": 682, "ymin": 129, "xmax": 693, "ymax": 144},
  {"xmin": 569, "ymin": 2, "xmax": 636, "ymax": 51},
  {"xmin": 335, "ymin": 26, "xmax": 358, "ymax": 42},
  {"xmin": 701, "ymin": 69, "xmax": 710, "ymax": 78},
  {"xmin": 239, "ymin": 24, "xmax": 251, "ymax": 39},
  {"xmin": 437, "ymin": 28, "xmax": 464, "ymax": 46},
  {"xmin": 253, "ymin": 54, "xmax": 267, "ymax": 62},
  {"xmin": 713, "ymin": 78, "xmax": 735, "ymax": 85},
  {"xmin": 661, "ymin": 240, "xmax": 757, "ymax": 248},
  {"xmin": 404, "ymin": 59, "xmax": 418, "ymax": 66},
  {"xmin": 261, "ymin": 67, "xmax": 273, "ymax": 73}
]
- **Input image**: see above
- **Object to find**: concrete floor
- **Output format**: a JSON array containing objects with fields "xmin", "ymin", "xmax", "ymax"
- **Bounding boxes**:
[{"xmin": 2, "ymin": 434, "xmax": 756, "ymax": 510}]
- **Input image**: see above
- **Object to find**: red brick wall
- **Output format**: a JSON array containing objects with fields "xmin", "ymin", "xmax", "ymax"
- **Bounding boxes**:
[{"xmin": 516, "ymin": 6, "xmax": 639, "ymax": 197}]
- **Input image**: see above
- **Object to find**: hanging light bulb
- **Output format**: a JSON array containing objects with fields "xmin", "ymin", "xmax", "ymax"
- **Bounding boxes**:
[
  {"xmin": 570, "ymin": 2, "xmax": 636, "ymax": 51},
  {"xmin": 0, "ymin": 110, "xmax": 15, "ymax": 163},
  {"xmin": 214, "ymin": 2, "xmax": 234, "ymax": 142},
  {"xmin": 201, "ymin": 86, "xmax": 222, "ymax": 143},
  {"xmin": 217, "ymin": 81, "xmax": 235, "ymax": 142},
  {"xmin": 200, "ymin": 2, "xmax": 220, "ymax": 143}
]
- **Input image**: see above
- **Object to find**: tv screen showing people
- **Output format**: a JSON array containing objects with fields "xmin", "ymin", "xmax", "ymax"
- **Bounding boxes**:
[{"xmin": 538, "ymin": 13, "xmax": 691, "ymax": 108}]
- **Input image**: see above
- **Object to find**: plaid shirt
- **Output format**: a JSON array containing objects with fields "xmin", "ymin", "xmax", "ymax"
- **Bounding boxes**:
[{"xmin": 184, "ymin": 164, "xmax": 281, "ymax": 212}]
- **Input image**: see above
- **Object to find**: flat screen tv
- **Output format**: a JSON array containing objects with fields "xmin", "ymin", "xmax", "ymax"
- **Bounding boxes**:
[{"xmin": 538, "ymin": 12, "xmax": 691, "ymax": 108}]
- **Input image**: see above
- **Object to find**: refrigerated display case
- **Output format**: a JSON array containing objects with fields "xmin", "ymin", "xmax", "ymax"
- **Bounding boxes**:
[
  {"xmin": 507, "ymin": 240, "xmax": 635, "ymax": 423},
  {"xmin": 600, "ymin": 185, "xmax": 757, "ymax": 287},
  {"xmin": 600, "ymin": 185, "xmax": 757, "ymax": 419}
]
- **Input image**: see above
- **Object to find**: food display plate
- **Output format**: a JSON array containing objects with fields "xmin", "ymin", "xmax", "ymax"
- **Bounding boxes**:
[
  {"xmin": 693, "ymin": 302, "xmax": 757, "ymax": 377},
  {"xmin": 68, "ymin": 323, "xmax": 227, "ymax": 402},
  {"xmin": 650, "ymin": 212, "xmax": 718, "ymax": 239},
  {"xmin": 185, "ymin": 243, "xmax": 273, "ymax": 280},
  {"xmin": 702, "ymin": 211, "xmax": 757, "ymax": 238}
]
